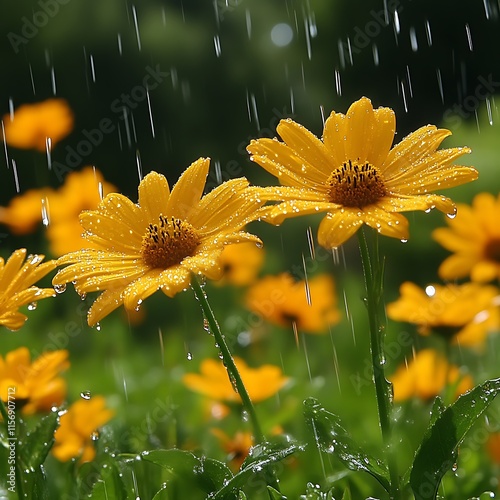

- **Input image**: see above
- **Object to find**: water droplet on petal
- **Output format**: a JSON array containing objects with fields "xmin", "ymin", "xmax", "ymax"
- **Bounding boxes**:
[
  {"xmin": 54, "ymin": 283, "xmax": 67, "ymax": 294},
  {"xmin": 27, "ymin": 302, "xmax": 37, "ymax": 311}
]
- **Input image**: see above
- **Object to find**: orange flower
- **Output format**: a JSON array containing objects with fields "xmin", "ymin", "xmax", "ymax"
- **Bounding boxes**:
[
  {"xmin": 486, "ymin": 432, "xmax": 500, "ymax": 464},
  {"xmin": 387, "ymin": 282, "xmax": 500, "ymax": 347},
  {"xmin": 52, "ymin": 396, "xmax": 114, "ymax": 463},
  {"xmin": 245, "ymin": 273, "xmax": 340, "ymax": 334},
  {"xmin": 0, "ymin": 249, "xmax": 56, "ymax": 331},
  {"xmin": 433, "ymin": 192, "xmax": 500, "ymax": 282},
  {"xmin": 0, "ymin": 347, "xmax": 69, "ymax": 415},
  {"xmin": 3, "ymin": 99, "xmax": 73, "ymax": 151},
  {"xmin": 390, "ymin": 349, "xmax": 473, "ymax": 402},
  {"xmin": 216, "ymin": 242, "xmax": 264, "ymax": 286},
  {"xmin": 183, "ymin": 357, "xmax": 289, "ymax": 404},
  {"xmin": 0, "ymin": 167, "xmax": 117, "ymax": 255},
  {"xmin": 211, "ymin": 428, "xmax": 253, "ymax": 471}
]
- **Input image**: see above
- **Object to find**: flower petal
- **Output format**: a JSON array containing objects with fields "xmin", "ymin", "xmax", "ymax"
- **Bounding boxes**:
[
  {"xmin": 87, "ymin": 288, "xmax": 124, "ymax": 326},
  {"xmin": 166, "ymin": 158, "xmax": 210, "ymax": 219},
  {"xmin": 138, "ymin": 171, "xmax": 171, "ymax": 221},
  {"xmin": 361, "ymin": 207, "xmax": 409, "ymax": 240},
  {"xmin": 317, "ymin": 210, "xmax": 364, "ymax": 248}
]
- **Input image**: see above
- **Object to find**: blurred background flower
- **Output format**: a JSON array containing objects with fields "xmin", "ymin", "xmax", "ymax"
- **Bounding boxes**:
[{"xmin": 0, "ymin": 347, "xmax": 68, "ymax": 414}]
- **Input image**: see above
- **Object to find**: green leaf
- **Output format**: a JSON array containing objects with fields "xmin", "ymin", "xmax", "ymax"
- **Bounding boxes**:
[
  {"xmin": 303, "ymin": 397, "xmax": 390, "ymax": 493},
  {"xmin": 20, "ymin": 410, "xmax": 59, "ymax": 469},
  {"xmin": 213, "ymin": 435, "xmax": 302, "ymax": 500},
  {"xmin": 87, "ymin": 460, "xmax": 128, "ymax": 500},
  {"xmin": 267, "ymin": 485, "xmax": 287, "ymax": 499},
  {"xmin": 142, "ymin": 449, "xmax": 233, "ymax": 494},
  {"xmin": 152, "ymin": 484, "xmax": 169, "ymax": 500},
  {"xmin": 410, "ymin": 378, "xmax": 500, "ymax": 500}
]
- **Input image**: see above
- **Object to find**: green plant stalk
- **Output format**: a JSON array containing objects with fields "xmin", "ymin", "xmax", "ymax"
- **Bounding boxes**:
[
  {"xmin": 190, "ymin": 276, "xmax": 264, "ymax": 443},
  {"xmin": 357, "ymin": 228, "xmax": 400, "ymax": 499}
]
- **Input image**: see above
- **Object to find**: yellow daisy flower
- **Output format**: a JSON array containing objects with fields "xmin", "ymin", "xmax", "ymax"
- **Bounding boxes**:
[
  {"xmin": 247, "ymin": 97, "xmax": 477, "ymax": 249},
  {"xmin": 52, "ymin": 158, "xmax": 265, "ymax": 326},
  {"xmin": 52, "ymin": 395, "xmax": 114, "ymax": 463},
  {"xmin": 3, "ymin": 98, "xmax": 73, "ymax": 152},
  {"xmin": 245, "ymin": 273, "xmax": 340, "ymax": 334},
  {"xmin": 433, "ymin": 192, "xmax": 500, "ymax": 283},
  {"xmin": 0, "ymin": 249, "xmax": 56, "ymax": 331},
  {"xmin": 217, "ymin": 241, "xmax": 264, "ymax": 286},
  {"xmin": 183, "ymin": 357, "xmax": 289, "ymax": 404},
  {"xmin": 390, "ymin": 349, "xmax": 473, "ymax": 402},
  {"xmin": 0, "ymin": 347, "xmax": 69, "ymax": 415},
  {"xmin": 386, "ymin": 282, "xmax": 500, "ymax": 347}
]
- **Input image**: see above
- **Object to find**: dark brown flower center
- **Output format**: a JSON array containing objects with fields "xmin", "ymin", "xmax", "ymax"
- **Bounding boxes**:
[
  {"xmin": 326, "ymin": 160, "xmax": 387, "ymax": 207},
  {"xmin": 141, "ymin": 215, "xmax": 200, "ymax": 269},
  {"xmin": 484, "ymin": 238, "xmax": 500, "ymax": 263}
]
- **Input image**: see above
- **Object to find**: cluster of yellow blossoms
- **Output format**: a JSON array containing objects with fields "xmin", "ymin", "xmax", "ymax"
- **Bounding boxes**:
[{"xmin": 2, "ymin": 95, "xmax": 499, "ymax": 464}]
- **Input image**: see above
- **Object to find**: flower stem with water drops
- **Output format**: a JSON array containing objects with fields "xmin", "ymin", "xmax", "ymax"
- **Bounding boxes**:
[
  {"xmin": 357, "ymin": 228, "xmax": 400, "ymax": 499},
  {"xmin": 190, "ymin": 276, "xmax": 264, "ymax": 443}
]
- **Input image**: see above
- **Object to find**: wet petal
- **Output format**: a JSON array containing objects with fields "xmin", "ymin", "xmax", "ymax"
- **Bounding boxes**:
[
  {"xmin": 138, "ymin": 171, "xmax": 171, "ymax": 221},
  {"xmin": 87, "ymin": 288, "xmax": 124, "ymax": 326},
  {"xmin": 317, "ymin": 210, "xmax": 364, "ymax": 248}
]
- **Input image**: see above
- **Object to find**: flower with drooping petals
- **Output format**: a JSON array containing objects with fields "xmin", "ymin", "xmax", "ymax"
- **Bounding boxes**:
[
  {"xmin": 247, "ymin": 97, "xmax": 477, "ymax": 249},
  {"xmin": 387, "ymin": 281, "xmax": 500, "ymax": 347},
  {"xmin": 52, "ymin": 158, "xmax": 266, "ymax": 326},
  {"xmin": 390, "ymin": 349, "xmax": 473, "ymax": 402},
  {"xmin": 0, "ymin": 347, "xmax": 69, "ymax": 414},
  {"xmin": 0, "ymin": 249, "xmax": 56, "ymax": 331},
  {"xmin": 3, "ymin": 99, "xmax": 73, "ymax": 152},
  {"xmin": 52, "ymin": 395, "xmax": 114, "ymax": 463},
  {"xmin": 433, "ymin": 192, "xmax": 500, "ymax": 283},
  {"xmin": 183, "ymin": 357, "xmax": 289, "ymax": 404},
  {"xmin": 245, "ymin": 273, "xmax": 340, "ymax": 334}
]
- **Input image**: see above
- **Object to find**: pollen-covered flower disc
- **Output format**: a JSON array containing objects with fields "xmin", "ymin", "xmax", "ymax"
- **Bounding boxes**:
[
  {"xmin": 52, "ymin": 158, "xmax": 265, "ymax": 326},
  {"xmin": 247, "ymin": 97, "xmax": 478, "ymax": 249}
]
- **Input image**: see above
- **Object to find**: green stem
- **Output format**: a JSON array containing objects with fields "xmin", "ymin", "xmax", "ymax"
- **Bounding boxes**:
[
  {"xmin": 190, "ymin": 276, "xmax": 264, "ymax": 443},
  {"xmin": 357, "ymin": 228, "xmax": 400, "ymax": 499}
]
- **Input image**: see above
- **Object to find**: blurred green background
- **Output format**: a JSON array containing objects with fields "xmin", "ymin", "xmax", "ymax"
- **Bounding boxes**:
[{"xmin": 1, "ymin": 1, "xmax": 500, "ymax": 497}]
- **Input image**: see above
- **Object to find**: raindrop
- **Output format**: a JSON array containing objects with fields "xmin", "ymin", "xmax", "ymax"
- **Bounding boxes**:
[
  {"xmin": 425, "ymin": 285, "xmax": 436, "ymax": 297},
  {"xmin": 132, "ymin": 5, "xmax": 142, "ymax": 50},
  {"xmin": 95, "ymin": 322, "xmax": 101, "ymax": 331},
  {"xmin": 400, "ymin": 239, "xmax": 408, "ymax": 243},
  {"xmin": 213, "ymin": 35, "xmax": 222, "ymax": 57},
  {"xmin": 446, "ymin": 208, "xmax": 457, "ymax": 219},
  {"xmin": 409, "ymin": 26, "xmax": 418, "ymax": 52},
  {"xmin": 271, "ymin": 23, "xmax": 293, "ymax": 47},
  {"xmin": 465, "ymin": 23, "xmax": 473, "ymax": 51},
  {"xmin": 54, "ymin": 283, "xmax": 66, "ymax": 294},
  {"xmin": 186, "ymin": 352, "xmax": 193, "ymax": 361},
  {"xmin": 27, "ymin": 302, "xmax": 37, "ymax": 311},
  {"xmin": 80, "ymin": 391, "xmax": 91, "ymax": 400},
  {"xmin": 203, "ymin": 318, "xmax": 211, "ymax": 334},
  {"xmin": 90, "ymin": 430, "xmax": 100, "ymax": 441}
]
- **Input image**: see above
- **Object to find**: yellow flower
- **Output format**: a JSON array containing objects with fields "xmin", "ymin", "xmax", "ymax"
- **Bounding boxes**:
[
  {"xmin": 183, "ymin": 357, "xmax": 289, "ymax": 404},
  {"xmin": 3, "ymin": 99, "xmax": 73, "ymax": 152},
  {"xmin": 216, "ymin": 241, "xmax": 264, "ymax": 286},
  {"xmin": 0, "ymin": 347, "xmax": 69, "ymax": 415},
  {"xmin": 0, "ymin": 167, "xmax": 117, "ymax": 256},
  {"xmin": 0, "ymin": 188, "xmax": 52, "ymax": 235},
  {"xmin": 245, "ymin": 273, "xmax": 340, "ymax": 334},
  {"xmin": 387, "ymin": 282, "xmax": 500, "ymax": 347},
  {"xmin": 52, "ymin": 396, "xmax": 114, "ymax": 463},
  {"xmin": 247, "ymin": 97, "xmax": 477, "ymax": 249},
  {"xmin": 52, "ymin": 158, "xmax": 265, "ymax": 326},
  {"xmin": 433, "ymin": 192, "xmax": 500, "ymax": 283},
  {"xmin": 0, "ymin": 249, "xmax": 56, "ymax": 331},
  {"xmin": 211, "ymin": 428, "xmax": 253, "ymax": 471},
  {"xmin": 390, "ymin": 349, "xmax": 473, "ymax": 402}
]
